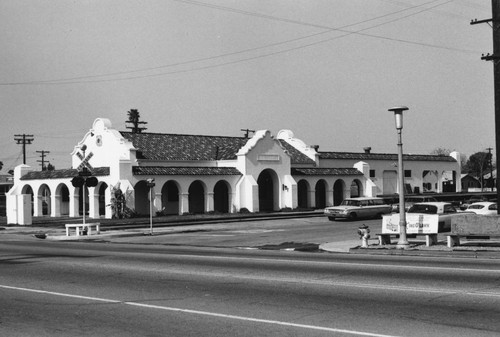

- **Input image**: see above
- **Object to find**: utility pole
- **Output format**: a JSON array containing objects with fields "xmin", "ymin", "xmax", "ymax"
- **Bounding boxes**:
[
  {"xmin": 486, "ymin": 147, "xmax": 494, "ymax": 191},
  {"xmin": 36, "ymin": 150, "xmax": 50, "ymax": 170},
  {"xmin": 14, "ymin": 134, "xmax": 34, "ymax": 165},
  {"xmin": 471, "ymin": 0, "xmax": 500, "ymax": 211},
  {"xmin": 241, "ymin": 128, "xmax": 255, "ymax": 138}
]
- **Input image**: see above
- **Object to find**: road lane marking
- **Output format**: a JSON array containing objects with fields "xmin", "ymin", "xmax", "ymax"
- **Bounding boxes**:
[
  {"xmin": 121, "ymin": 268, "xmax": 500, "ymax": 298},
  {"xmin": 0, "ymin": 284, "xmax": 400, "ymax": 337},
  {"xmin": 164, "ymin": 254, "xmax": 500, "ymax": 274}
]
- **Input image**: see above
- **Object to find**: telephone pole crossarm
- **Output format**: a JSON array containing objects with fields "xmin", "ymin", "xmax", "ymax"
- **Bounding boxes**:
[
  {"xmin": 471, "ymin": 18, "xmax": 494, "ymax": 25},
  {"xmin": 481, "ymin": 53, "xmax": 500, "ymax": 61},
  {"xmin": 14, "ymin": 134, "xmax": 34, "ymax": 165}
]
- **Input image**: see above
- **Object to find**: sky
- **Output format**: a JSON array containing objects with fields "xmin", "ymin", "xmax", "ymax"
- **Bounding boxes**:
[{"xmin": 0, "ymin": 0, "xmax": 494, "ymax": 173}]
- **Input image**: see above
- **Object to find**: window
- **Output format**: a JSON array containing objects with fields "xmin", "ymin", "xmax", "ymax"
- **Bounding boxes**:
[
  {"xmin": 370, "ymin": 170, "xmax": 376, "ymax": 178},
  {"xmin": 444, "ymin": 205, "xmax": 457, "ymax": 214},
  {"xmin": 404, "ymin": 170, "xmax": 411, "ymax": 178}
]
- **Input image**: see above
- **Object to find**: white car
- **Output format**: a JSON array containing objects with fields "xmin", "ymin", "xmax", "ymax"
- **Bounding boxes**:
[
  {"xmin": 466, "ymin": 202, "xmax": 498, "ymax": 215},
  {"xmin": 324, "ymin": 197, "xmax": 392, "ymax": 221},
  {"xmin": 406, "ymin": 202, "xmax": 460, "ymax": 232}
]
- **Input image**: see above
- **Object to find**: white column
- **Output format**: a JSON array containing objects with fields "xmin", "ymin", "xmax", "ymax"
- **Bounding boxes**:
[
  {"xmin": 180, "ymin": 193, "xmax": 189, "ymax": 214},
  {"xmin": 52, "ymin": 193, "xmax": 61, "ymax": 217},
  {"xmin": 69, "ymin": 189, "xmax": 78, "ymax": 217},
  {"xmin": 88, "ymin": 187, "xmax": 99, "ymax": 219},
  {"xmin": 207, "ymin": 192, "xmax": 214, "ymax": 213},
  {"xmin": 326, "ymin": 188, "xmax": 334, "ymax": 207}
]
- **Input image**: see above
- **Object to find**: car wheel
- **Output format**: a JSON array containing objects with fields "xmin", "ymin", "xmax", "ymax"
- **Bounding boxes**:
[
  {"xmin": 348, "ymin": 213, "xmax": 357, "ymax": 221},
  {"xmin": 328, "ymin": 216, "xmax": 336, "ymax": 221}
]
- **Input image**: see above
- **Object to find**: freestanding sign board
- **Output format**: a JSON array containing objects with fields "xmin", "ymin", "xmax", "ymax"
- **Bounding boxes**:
[{"xmin": 382, "ymin": 213, "xmax": 439, "ymax": 234}]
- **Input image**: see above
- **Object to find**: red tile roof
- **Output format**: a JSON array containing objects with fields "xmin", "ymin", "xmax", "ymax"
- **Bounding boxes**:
[
  {"xmin": 121, "ymin": 131, "xmax": 316, "ymax": 165},
  {"xmin": 319, "ymin": 152, "xmax": 457, "ymax": 162},
  {"xmin": 132, "ymin": 166, "xmax": 241, "ymax": 176},
  {"xmin": 21, "ymin": 167, "xmax": 110, "ymax": 180},
  {"xmin": 292, "ymin": 168, "xmax": 362, "ymax": 176},
  {"xmin": 121, "ymin": 132, "xmax": 248, "ymax": 161}
]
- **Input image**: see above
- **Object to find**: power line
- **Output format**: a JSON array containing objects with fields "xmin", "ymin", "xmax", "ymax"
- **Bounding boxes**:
[
  {"xmin": 2, "ymin": 0, "xmax": 442, "ymax": 85},
  {"xmin": 0, "ymin": 0, "xmax": 469, "ymax": 86}
]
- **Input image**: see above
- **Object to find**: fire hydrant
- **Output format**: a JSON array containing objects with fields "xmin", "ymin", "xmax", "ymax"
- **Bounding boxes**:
[{"xmin": 357, "ymin": 224, "xmax": 370, "ymax": 248}]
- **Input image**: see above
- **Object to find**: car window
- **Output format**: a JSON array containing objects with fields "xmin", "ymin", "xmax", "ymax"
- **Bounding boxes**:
[
  {"xmin": 444, "ymin": 205, "xmax": 457, "ymax": 213},
  {"xmin": 469, "ymin": 205, "xmax": 484, "ymax": 210},
  {"xmin": 342, "ymin": 200, "xmax": 359, "ymax": 206},
  {"xmin": 488, "ymin": 204, "xmax": 497, "ymax": 211},
  {"xmin": 408, "ymin": 204, "xmax": 437, "ymax": 214}
]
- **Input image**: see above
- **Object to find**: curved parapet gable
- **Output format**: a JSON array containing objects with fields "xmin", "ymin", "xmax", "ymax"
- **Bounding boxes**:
[
  {"xmin": 276, "ymin": 129, "xmax": 319, "ymax": 164},
  {"xmin": 236, "ymin": 130, "xmax": 270, "ymax": 156},
  {"xmin": 93, "ymin": 118, "xmax": 113, "ymax": 131}
]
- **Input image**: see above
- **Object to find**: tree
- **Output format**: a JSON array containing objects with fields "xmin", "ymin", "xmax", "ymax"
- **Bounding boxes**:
[
  {"xmin": 47, "ymin": 163, "xmax": 55, "ymax": 171},
  {"xmin": 430, "ymin": 147, "xmax": 452, "ymax": 156},
  {"xmin": 0, "ymin": 161, "xmax": 3, "ymax": 171},
  {"xmin": 125, "ymin": 109, "xmax": 147, "ymax": 133},
  {"xmin": 464, "ymin": 151, "xmax": 492, "ymax": 190}
]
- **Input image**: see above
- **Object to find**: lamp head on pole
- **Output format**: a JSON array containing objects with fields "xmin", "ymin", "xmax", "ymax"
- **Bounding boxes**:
[{"xmin": 388, "ymin": 106, "xmax": 409, "ymax": 130}]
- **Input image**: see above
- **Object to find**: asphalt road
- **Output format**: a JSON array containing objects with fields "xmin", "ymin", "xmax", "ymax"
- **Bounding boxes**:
[
  {"xmin": 105, "ymin": 216, "xmax": 378, "ymax": 248},
  {"xmin": 1, "ymin": 218, "xmax": 500, "ymax": 337}
]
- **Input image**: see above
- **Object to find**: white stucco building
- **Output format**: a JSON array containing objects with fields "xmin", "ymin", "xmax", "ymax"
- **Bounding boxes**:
[{"xmin": 6, "ymin": 118, "xmax": 460, "ymax": 224}]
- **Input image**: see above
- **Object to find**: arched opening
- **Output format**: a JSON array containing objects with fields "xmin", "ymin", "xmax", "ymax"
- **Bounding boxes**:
[
  {"xmin": 38, "ymin": 184, "xmax": 51, "ymax": 216},
  {"xmin": 161, "ymin": 180, "xmax": 180, "ymax": 215},
  {"xmin": 189, "ymin": 180, "xmax": 205, "ymax": 214},
  {"xmin": 134, "ymin": 180, "xmax": 150, "ymax": 216},
  {"xmin": 258, "ymin": 169, "xmax": 278, "ymax": 212},
  {"xmin": 56, "ymin": 184, "xmax": 70, "ymax": 216},
  {"xmin": 315, "ymin": 180, "xmax": 327, "ymax": 209},
  {"xmin": 21, "ymin": 185, "xmax": 34, "ymax": 215},
  {"xmin": 78, "ymin": 185, "xmax": 89, "ymax": 216},
  {"xmin": 441, "ymin": 170, "xmax": 457, "ymax": 193},
  {"xmin": 214, "ymin": 180, "xmax": 230, "ymax": 213},
  {"xmin": 333, "ymin": 180, "xmax": 345, "ymax": 206},
  {"xmin": 297, "ymin": 180, "xmax": 309, "ymax": 209},
  {"xmin": 350, "ymin": 179, "xmax": 363, "ymax": 197},
  {"xmin": 98, "ymin": 183, "xmax": 108, "ymax": 216}
]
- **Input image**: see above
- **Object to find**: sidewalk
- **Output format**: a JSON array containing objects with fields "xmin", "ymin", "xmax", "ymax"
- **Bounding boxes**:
[
  {"xmin": 3, "ymin": 216, "xmax": 500, "ymax": 258},
  {"xmin": 320, "ymin": 237, "xmax": 500, "ymax": 258}
]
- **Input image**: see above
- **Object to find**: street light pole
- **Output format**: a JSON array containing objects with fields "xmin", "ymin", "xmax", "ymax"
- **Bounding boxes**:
[
  {"xmin": 146, "ymin": 179, "xmax": 156, "ymax": 235},
  {"xmin": 389, "ymin": 106, "xmax": 410, "ymax": 249}
]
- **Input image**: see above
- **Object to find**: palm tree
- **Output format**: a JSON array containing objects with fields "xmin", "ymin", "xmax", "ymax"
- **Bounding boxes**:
[{"xmin": 126, "ymin": 109, "xmax": 148, "ymax": 133}]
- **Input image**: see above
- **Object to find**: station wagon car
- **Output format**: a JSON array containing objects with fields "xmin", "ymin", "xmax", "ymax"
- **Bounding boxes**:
[{"xmin": 324, "ymin": 197, "xmax": 392, "ymax": 221}]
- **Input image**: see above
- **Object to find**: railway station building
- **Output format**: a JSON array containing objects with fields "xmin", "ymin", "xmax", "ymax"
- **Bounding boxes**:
[{"xmin": 6, "ymin": 118, "xmax": 460, "ymax": 224}]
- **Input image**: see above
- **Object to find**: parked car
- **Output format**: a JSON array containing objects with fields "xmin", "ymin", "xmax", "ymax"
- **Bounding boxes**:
[
  {"xmin": 466, "ymin": 202, "xmax": 498, "ymax": 215},
  {"xmin": 393, "ymin": 195, "xmax": 438, "ymax": 212},
  {"xmin": 406, "ymin": 202, "xmax": 460, "ymax": 232},
  {"xmin": 377, "ymin": 194, "xmax": 399, "ymax": 212},
  {"xmin": 460, "ymin": 196, "xmax": 489, "ymax": 211},
  {"xmin": 324, "ymin": 197, "xmax": 392, "ymax": 221}
]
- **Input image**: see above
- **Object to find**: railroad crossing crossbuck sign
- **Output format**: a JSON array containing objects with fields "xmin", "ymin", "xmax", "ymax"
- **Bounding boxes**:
[
  {"xmin": 72, "ymin": 149, "xmax": 98, "ymax": 188},
  {"xmin": 76, "ymin": 151, "xmax": 94, "ymax": 173}
]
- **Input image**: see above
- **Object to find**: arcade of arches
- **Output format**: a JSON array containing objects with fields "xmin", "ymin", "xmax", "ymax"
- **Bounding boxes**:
[{"xmin": 17, "ymin": 173, "xmax": 361, "ymax": 218}]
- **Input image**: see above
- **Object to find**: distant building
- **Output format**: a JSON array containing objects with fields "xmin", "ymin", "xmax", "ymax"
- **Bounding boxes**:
[
  {"xmin": 0, "ymin": 174, "xmax": 14, "ymax": 216},
  {"xmin": 6, "ymin": 118, "xmax": 460, "ymax": 224},
  {"xmin": 461, "ymin": 174, "xmax": 482, "ymax": 192}
]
